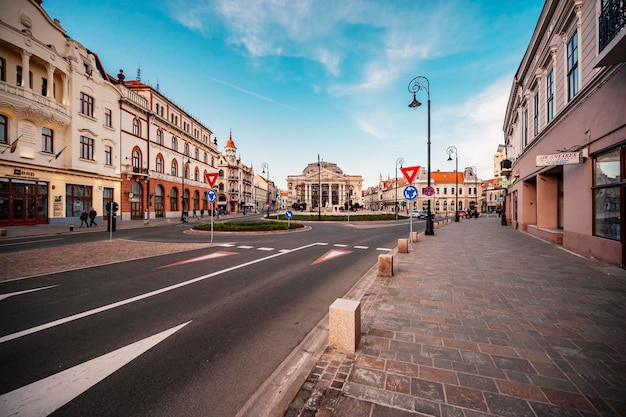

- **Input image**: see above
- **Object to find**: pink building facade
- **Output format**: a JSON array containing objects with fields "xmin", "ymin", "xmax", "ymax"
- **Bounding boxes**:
[{"xmin": 503, "ymin": 0, "xmax": 626, "ymax": 266}]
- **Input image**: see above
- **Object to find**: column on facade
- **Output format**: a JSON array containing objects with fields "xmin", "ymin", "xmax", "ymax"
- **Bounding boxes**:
[
  {"xmin": 62, "ymin": 73, "xmax": 69, "ymax": 105},
  {"xmin": 20, "ymin": 50, "xmax": 32, "ymax": 90},
  {"xmin": 45, "ymin": 63, "xmax": 55, "ymax": 98}
]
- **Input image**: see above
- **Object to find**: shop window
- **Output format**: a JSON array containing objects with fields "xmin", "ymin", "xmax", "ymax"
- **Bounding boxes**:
[{"xmin": 593, "ymin": 148, "xmax": 620, "ymax": 240}]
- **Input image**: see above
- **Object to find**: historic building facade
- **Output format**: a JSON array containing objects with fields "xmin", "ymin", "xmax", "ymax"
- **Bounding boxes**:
[
  {"xmin": 215, "ymin": 131, "xmax": 253, "ymax": 215},
  {"xmin": 1, "ymin": 0, "xmax": 120, "ymax": 225},
  {"xmin": 286, "ymin": 161, "xmax": 362, "ymax": 212},
  {"xmin": 117, "ymin": 79, "xmax": 219, "ymax": 221},
  {"xmin": 503, "ymin": 0, "xmax": 626, "ymax": 266}
]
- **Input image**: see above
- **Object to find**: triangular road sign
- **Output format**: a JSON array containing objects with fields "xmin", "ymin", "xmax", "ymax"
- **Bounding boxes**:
[
  {"xmin": 400, "ymin": 165, "xmax": 420, "ymax": 183},
  {"xmin": 205, "ymin": 172, "xmax": 218, "ymax": 187}
]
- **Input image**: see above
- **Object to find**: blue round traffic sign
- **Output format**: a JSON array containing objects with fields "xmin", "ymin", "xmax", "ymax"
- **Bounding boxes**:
[
  {"xmin": 403, "ymin": 185, "xmax": 418, "ymax": 201},
  {"xmin": 285, "ymin": 210, "xmax": 293, "ymax": 219},
  {"xmin": 207, "ymin": 190, "xmax": 216, "ymax": 202},
  {"xmin": 424, "ymin": 186, "xmax": 435, "ymax": 197}
]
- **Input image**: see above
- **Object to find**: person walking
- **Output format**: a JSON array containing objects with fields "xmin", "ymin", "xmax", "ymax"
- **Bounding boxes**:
[
  {"xmin": 79, "ymin": 210, "xmax": 89, "ymax": 227},
  {"xmin": 88, "ymin": 207, "xmax": 97, "ymax": 227}
]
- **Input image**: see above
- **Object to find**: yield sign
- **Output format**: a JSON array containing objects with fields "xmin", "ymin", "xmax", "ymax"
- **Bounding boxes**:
[
  {"xmin": 311, "ymin": 249, "xmax": 351, "ymax": 265},
  {"xmin": 400, "ymin": 165, "xmax": 420, "ymax": 184},
  {"xmin": 205, "ymin": 172, "xmax": 218, "ymax": 187}
]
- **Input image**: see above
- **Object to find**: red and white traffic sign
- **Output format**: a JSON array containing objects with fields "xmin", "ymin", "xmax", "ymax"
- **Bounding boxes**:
[
  {"xmin": 205, "ymin": 172, "xmax": 218, "ymax": 187},
  {"xmin": 400, "ymin": 165, "xmax": 420, "ymax": 183}
]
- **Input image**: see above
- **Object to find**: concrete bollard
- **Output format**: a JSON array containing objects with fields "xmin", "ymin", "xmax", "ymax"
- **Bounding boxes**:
[
  {"xmin": 329, "ymin": 298, "xmax": 361, "ymax": 353},
  {"xmin": 398, "ymin": 238, "xmax": 408, "ymax": 253},
  {"xmin": 69, "ymin": 224, "xmax": 74, "ymax": 231},
  {"xmin": 0, "ymin": 228, "xmax": 6, "ymax": 237},
  {"xmin": 411, "ymin": 231, "xmax": 418, "ymax": 243},
  {"xmin": 433, "ymin": 222, "xmax": 439, "ymax": 229},
  {"xmin": 378, "ymin": 254, "xmax": 393, "ymax": 277}
]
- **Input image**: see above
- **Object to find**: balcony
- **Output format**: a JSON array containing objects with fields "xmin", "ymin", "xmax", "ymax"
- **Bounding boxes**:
[{"xmin": 596, "ymin": 0, "xmax": 626, "ymax": 67}]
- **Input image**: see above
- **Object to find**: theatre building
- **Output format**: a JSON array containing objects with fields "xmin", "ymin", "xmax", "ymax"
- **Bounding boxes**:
[
  {"xmin": 0, "ymin": 1, "xmax": 121, "ymax": 226},
  {"xmin": 502, "ymin": 0, "xmax": 626, "ymax": 266}
]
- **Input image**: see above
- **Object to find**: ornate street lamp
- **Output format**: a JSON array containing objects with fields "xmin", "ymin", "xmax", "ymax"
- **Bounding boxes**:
[
  {"xmin": 408, "ymin": 76, "xmax": 434, "ymax": 235},
  {"xmin": 262, "ymin": 162, "xmax": 270, "ymax": 219},
  {"xmin": 446, "ymin": 146, "xmax": 459, "ymax": 222},
  {"xmin": 395, "ymin": 157, "xmax": 404, "ymax": 221}
]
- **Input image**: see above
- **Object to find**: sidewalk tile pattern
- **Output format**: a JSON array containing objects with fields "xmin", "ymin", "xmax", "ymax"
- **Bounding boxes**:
[{"xmin": 285, "ymin": 217, "xmax": 626, "ymax": 417}]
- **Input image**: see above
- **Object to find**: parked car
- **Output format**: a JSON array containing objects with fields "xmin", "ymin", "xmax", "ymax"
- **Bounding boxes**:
[
  {"xmin": 457, "ymin": 210, "xmax": 467, "ymax": 218},
  {"xmin": 411, "ymin": 210, "xmax": 432, "ymax": 220}
]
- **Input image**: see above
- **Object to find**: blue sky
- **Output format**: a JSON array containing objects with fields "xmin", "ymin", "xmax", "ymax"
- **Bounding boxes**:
[{"xmin": 42, "ymin": 0, "xmax": 544, "ymax": 189}]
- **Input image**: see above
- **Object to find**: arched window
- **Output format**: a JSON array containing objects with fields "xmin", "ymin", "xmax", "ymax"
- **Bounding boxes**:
[
  {"xmin": 156, "ymin": 129, "xmax": 163, "ymax": 145},
  {"xmin": 171, "ymin": 160, "xmax": 178, "ymax": 177},
  {"xmin": 194, "ymin": 167, "xmax": 199, "ymax": 181},
  {"xmin": 133, "ymin": 118, "xmax": 140, "ymax": 136},
  {"xmin": 170, "ymin": 188, "xmax": 178, "ymax": 211},
  {"xmin": 171, "ymin": 136, "xmax": 177, "ymax": 151},
  {"xmin": 156, "ymin": 156, "xmax": 163, "ymax": 173},
  {"xmin": 184, "ymin": 142, "xmax": 189, "ymax": 156},
  {"xmin": 132, "ymin": 149, "xmax": 140, "ymax": 171}
]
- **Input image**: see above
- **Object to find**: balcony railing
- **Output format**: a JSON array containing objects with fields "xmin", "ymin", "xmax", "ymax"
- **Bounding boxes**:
[{"xmin": 599, "ymin": 0, "xmax": 626, "ymax": 51}]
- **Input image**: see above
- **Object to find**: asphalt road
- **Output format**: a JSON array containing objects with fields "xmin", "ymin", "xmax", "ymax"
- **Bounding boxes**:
[{"xmin": 0, "ymin": 219, "xmax": 420, "ymax": 416}]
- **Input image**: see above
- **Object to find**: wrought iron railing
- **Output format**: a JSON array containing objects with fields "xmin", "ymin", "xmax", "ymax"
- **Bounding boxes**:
[{"xmin": 599, "ymin": 0, "xmax": 626, "ymax": 51}]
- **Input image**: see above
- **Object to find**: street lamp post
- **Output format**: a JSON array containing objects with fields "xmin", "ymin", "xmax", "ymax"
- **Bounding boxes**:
[
  {"xmin": 262, "ymin": 162, "xmax": 270, "ymax": 219},
  {"xmin": 446, "ymin": 146, "xmax": 459, "ymax": 222},
  {"xmin": 395, "ymin": 157, "xmax": 404, "ymax": 221},
  {"xmin": 408, "ymin": 76, "xmax": 434, "ymax": 235},
  {"xmin": 470, "ymin": 165, "xmax": 478, "ymax": 217},
  {"xmin": 181, "ymin": 157, "xmax": 190, "ymax": 223},
  {"xmin": 347, "ymin": 185, "xmax": 353, "ymax": 223},
  {"xmin": 317, "ymin": 154, "xmax": 322, "ymax": 221}
]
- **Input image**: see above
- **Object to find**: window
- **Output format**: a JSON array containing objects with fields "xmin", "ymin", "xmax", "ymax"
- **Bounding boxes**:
[
  {"xmin": 170, "ymin": 188, "xmax": 178, "ymax": 211},
  {"xmin": 156, "ymin": 129, "xmax": 163, "ymax": 145},
  {"xmin": 41, "ymin": 77, "xmax": 47, "ymax": 96},
  {"xmin": 156, "ymin": 156, "xmax": 163, "ymax": 173},
  {"xmin": 104, "ymin": 108, "xmax": 112, "ymax": 127},
  {"xmin": 41, "ymin": 127, "xmax": 53, "ymax": 154},
  {"xmin": 546, "ymin": 68, "xmax": 554, "ymax": 122},
  {"xmin": 195, "ymin": 148, "xmax": 199, "ymax": 159},
  {"xmin": 171, "ymin": 160, "xmax": 178, "ymax": 176},
  {"xmin": 171, "ymin": 136, "xmax": 177, "ymax": 151},
  {"xmin": 184, "ymin": 142, "xmax": 189, "ymax": 156},
  {"xmin": 567, "ymin": 31, "xmax": 579, "ymax": 101},
  {"xmin": 0, "ymin": 57, "xmax": 5, "ymax": 82},
  {"xmin": 80, "ymin": 92, "xmax": 94, "ymax": 117},
  {"xmin": 0, "ymin": 114, "xmax": 7, "ymax": 144},
  {"xmin": 16, "ymin": 65, "xmax": 22, "ymax": 87},
  {"xmin": 132, "ymin": 149, "xmax": 140, "ymax": 171},
  {"xmin": 65, "ymin": 184, "xmax": 92, "ymax": 217},
  {"xmin": 533, "ymin": 92, "xmax": 539, "ymax": 136},
  {"xmin": 523, "ymin": 108, "xmax": 528, "ymax": 146},
  {"xmin": 593, "ymin": 148, "xmax": 621, "ymax": 240},
  {"xmin": 80, "ymin": 135, "xmax": 94, "ymax": 160},
  {"xmin": 105, "ymin": 145, "xmax": 112, "ymax": 165},
  {"xmin": 133, "ymin": 118, "xmax": 140, "ymax": 136},
  {"xmin": 194, "ymin": 167, "xmax": 199, "ymax": 181}
]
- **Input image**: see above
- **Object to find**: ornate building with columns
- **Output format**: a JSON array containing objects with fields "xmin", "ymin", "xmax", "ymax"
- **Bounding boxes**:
[{"xmin": 286, "ymin": 161, "xmax": 362, "ymax": 212}]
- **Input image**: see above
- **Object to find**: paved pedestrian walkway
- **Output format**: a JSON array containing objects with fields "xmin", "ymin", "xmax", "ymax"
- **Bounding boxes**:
[{"xmin": 284, "ymin": 216, "xmax": 626, "ymax": 417}]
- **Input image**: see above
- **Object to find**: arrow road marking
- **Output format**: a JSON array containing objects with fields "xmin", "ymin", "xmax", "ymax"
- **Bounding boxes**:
[
  {"xmin": 157, "ymin": 251, "xmax": 237, "ymax": 269},
  {"xmin": 0, "ymin": 286, "xmax": 58, "ymax": 302},
  {"xmin": 311, "ymin": 249, "xmax": 352, "ymax": 265},
  {"xmin": 0, "ymin": 242, "xmax": 324, "ymax": 344},
  {"xmin": 0, "ymin": 321, "xmax": 191, "ymax": 417}
]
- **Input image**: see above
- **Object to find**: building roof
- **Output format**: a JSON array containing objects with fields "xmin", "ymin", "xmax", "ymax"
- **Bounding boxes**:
[
  {"xmin": 225, "ymin": 130, "xmax": 236, "ymax": 149},
  {"xmin": 431, "ymin": 171, "xmax": 465, "ymax": 183}
]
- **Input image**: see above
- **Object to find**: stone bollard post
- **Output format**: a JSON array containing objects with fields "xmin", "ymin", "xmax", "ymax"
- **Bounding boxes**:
[
  {"xmin": 378, "ymin": 254, "xmax": 393, "ymax": 277},
  {"xmin": 411, "ymin": 231, "xmax": 418, "ymax": 243},
  {"xmin": 398, "ymin": 238, "xmax": 408, "ymax": 253},
  {"xmin": 329, "ymin": 298, "xmax": 361, "ymax": 353}
]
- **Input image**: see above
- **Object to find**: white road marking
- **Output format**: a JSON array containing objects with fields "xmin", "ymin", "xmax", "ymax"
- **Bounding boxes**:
[
  {"xmin": 0, "ymin": 243, "xmax": 324, "ymax": 344},
  {"xmin": 333, "ymin": 244, "xmax": 348, "ymax": 247},
  {"xmin": 237, "ymin": 245, "xmax": 253, "ymax": 249},
  {"xmin": 0, "ymin": 286, "xmax": 58, "ymax": 302},
  {"xmin": 353, "ymin": 246, "xmax": 368, "ymax": 250},
  {"xmin": 0, "ymin": 238, "xmax": 63, "ymax": 248},
  {"xmin": 0, "ymin": 321, "xmax": 191, "ymax": 417},
  {"xmin": 257, "ymin": 247, "xmax": 274, "ymax": 251},
  {"xmin": 218, "ymin": 243, "xmax": 236, "ymax": 247},
  {"xmin": 376, "ymin": 247, "xmax": 393, "ymax": 251}
]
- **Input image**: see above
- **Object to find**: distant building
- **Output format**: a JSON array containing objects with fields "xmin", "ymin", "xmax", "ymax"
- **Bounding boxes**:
[
  {"xmin": 502, "ymin": 0, "xmax": 626, "ymax": 266},
  {"xmin": 287, "ymin": 161, "xmax": 362, "ymax": 212},
  {"xmin": 215, "ymin": 132, "xmax": 253, "ymax": 214}
]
